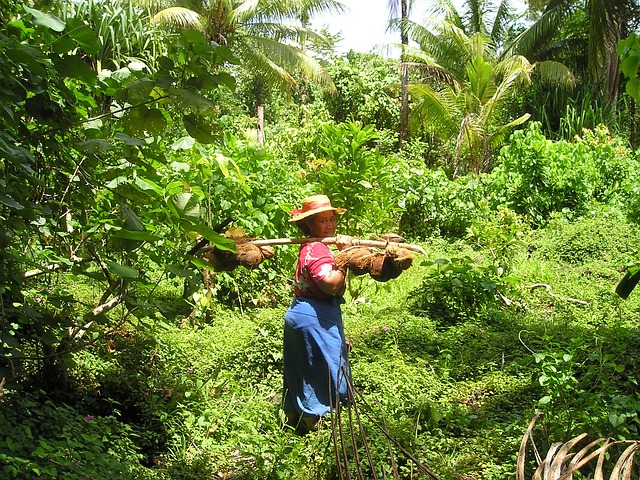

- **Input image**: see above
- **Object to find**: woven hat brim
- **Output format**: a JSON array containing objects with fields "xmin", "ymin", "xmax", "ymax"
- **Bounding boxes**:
[{"xmin": 289, "ymin": 206, "xmax": 346, "ymax": 222}]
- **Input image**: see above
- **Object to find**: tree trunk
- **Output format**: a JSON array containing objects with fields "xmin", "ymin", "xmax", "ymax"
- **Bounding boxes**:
[
  {"xmin": 257, "ymin": 103, "xmax": 264, "ymax": 144},
  {"xmin": 399, "ymin": 0, "xmax": 409, "ymax": 146}
]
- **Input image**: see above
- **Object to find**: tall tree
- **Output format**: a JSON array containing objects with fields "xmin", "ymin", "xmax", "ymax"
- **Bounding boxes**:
[
  {"xmin": 387, "ymin": 0, "xmax": 413, "ymax": 145},
  {"xmin": 142, "ymin": 0, "xmax": 337, "ymax": 142},
  {"xmin": 402, "ymin": 15, "xmax": 573, "ymax": 174},
  {"xmin": 513, "ymin": 0, "xmax": 640, "ymax": 105}
]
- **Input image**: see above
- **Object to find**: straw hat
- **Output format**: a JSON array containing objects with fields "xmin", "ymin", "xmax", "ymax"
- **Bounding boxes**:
[{"xmin": 289, "ymin": 195, "xmax": 346, "ymax": 222}]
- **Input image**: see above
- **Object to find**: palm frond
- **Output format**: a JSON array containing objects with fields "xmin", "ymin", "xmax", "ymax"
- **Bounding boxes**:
[
  {"xmin": 504, "ymin": 1, "xmax": 575, "ymax": 60},
  {"xmin": 517, "ymin": 413, "xmax": 640, "ymax": 480},
  {"xmin": 152, "ymin": 7, "xmax": 205, "ymax": 31},
  {"xmin": 488, "ymin": 112, "xmax": 530, "ymax": 150},
  {"xmin": 246, "ymin": 20, "xmax": 327, "ymax": 43},
  {"xmin": 491, "ymin": 0, "xmax": 515, "ymax": 44},
  {"xmin": 408, "ymin": 83, "xmax": 459, "ymax": 137},
  {"xmin": 429, "ymin": 0, "xmax": 464, "ymax": 29},
  {"xmin": 532, "ymin": 60, "xmax": 575, "ymax": 88},
  {"xmin": 238, "ymin": 35, "xmax": 335, "ymax": 92}
]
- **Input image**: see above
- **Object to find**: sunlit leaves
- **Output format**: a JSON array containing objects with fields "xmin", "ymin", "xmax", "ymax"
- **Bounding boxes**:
[
  {"xmin": 617, "ymin": 33, "xmax": 640, "ymax": 102},
  {"xmin": 122, "ymin": 104, "xmax": 168, "ymax": 136},
  {"xmin": 23, "ymin": 6, "xmax": 65, "ymax": 32},
  {"xmin": 170, "ymin": 192, "xmax": 200, "ymax": 220}
]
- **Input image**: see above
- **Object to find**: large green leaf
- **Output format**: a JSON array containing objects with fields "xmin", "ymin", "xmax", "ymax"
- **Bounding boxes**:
[
  {"xmin": 187, "ymin": 223, "xmax": 235, "ymax": 252},
  {"xmin": 112, "ymin": 230, "xmax": 160, "ymax": 242},
  {"xmin": 616, "ymin": 264, "xmax": 640, "ymax": 299},
  {"xmin": 183, "ymin": 114, "xmax": 217, "ymax": 144},
  {"xmin": 118, "ymin": 78, "xmax": 156, "ymax": 104},
  {"xmin": 167, "ymin": 88, "xmax": 217, "ymax": 114},
  {"xmin": 170, "ymin": 192, "xmax": 200, "ymax": 220},
  {"xmin": 122, "ymin": 105, "xmax": 167, "ymax": 136},
  {"xmin": 55, "ymin": 55, "xmax": 98, "ymax": 85},
  {"xmin": 187, "ymin": 254, "xmax": 217, "ymax": 271},
  {"xmin": 64, "ymin": 17, "xmax": 101, "ymax": 56},
  {"xmin": 626, "ymin": 78, "xmax": 640, "ymax": 102},
  {"xmin": 23, "ymin": 6, "xmax": 65, "ymax": 32},
  {"xmin": 104, "ymin": 260, "xmax": 139, "ymax": 279},
  {"xmin": 0, "ymin": 195, "xmax": 24, "ymax": 210}
]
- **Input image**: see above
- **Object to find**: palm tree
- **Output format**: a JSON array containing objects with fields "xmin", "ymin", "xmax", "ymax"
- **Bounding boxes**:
[
  {"xmin": 141, "ymin": 0, "xmax": 340, "ymax": 142},
  {"xmin": 512, "ymin": 0, "xmax": 640, "ymax": 105},
  {"xmin": 387, "ymin": 0, "xmax": 414, "ymax": 145},
  {"xmin": 402, "ymin": 14, "xmax": 574, "ymax": 174}
]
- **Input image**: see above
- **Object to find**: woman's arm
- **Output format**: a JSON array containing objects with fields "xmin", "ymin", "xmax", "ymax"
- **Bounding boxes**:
[
  {"xmin": 315, "ymin": 267, "xmax": 346, "ymax": 296},
  {"xmin": 314, "ymin": 234, "xmax": 352, "ymax": 296}
]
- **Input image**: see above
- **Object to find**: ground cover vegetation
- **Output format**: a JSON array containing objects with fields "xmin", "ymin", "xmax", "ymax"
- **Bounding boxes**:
[{"xmin": 3, "ymin": 0, "xmax": 640, "ymax": 478}]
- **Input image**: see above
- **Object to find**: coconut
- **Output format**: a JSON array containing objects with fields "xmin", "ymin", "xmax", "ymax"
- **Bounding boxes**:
[{"xmin": 335, "ymin": 245, "xmax": 414, "ymax": 282}]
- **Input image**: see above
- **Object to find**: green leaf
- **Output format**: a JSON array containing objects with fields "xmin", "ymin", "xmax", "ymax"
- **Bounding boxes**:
[
  {"xmin": 0, "ymin": 195, "xmax": 25, "ymax": 210},
  {"xmin": 23, "ymin": 6, "xmax": 65, "ymax": 32},
  {"xmin": 123, "ymin": 105, "xmax": 167, "ymax": 136},
  {"xmin": 167, "ymin": 88, "xmax": 217, "ymax": 114},
  {"xmin": 211, "ymin": 72, "xmax": 236, "ymax": 90},
  {"xmin": 170, "ymin": 192, "xmax": 200, "ymax": 220},
  {"xmin": 118, "ymin": 77, "xmax": 155, "ymax": 104},
  {"xmin": 75, "ymin": 139, "xmax": 112, "ymax": 153},
  {"xmin": 615, "ymin": 267, "xmax": 640, "ymax": 299},
  {"xmin": 187, "ymin": 223, "xmax": 235, "ymax": 252},
  {"xmin": 183, "ymin": 114, "xmax": 217, "ymax": 144},
  {"xmin": 112, "ymin": 230, "xmax": 160, "ymax": 242},
  {"xmin": 187, "ymin": 255, "xmax": 216, "ymax": 271},
  {"xmin": 122, "ymin": 205, "xmax": 144, "ymax": 231},
  {"xmin": 538, "ymin": 395, "xmax": 552, "ymax": 405},
  {"xmin": 115, "ymin": 133, "xmax": 146, "ymax": 146},
  {"xmin": 104, "ymin": 260, "xmax": 139, "ymax": 279},
  {"xmin": 53, "ymin": 54, "xmax": 97, "ymax": 85},
  {"xmin": 172, "ymin": 136, "xmax": 195, "ymax": 150},
  {"xmin": 625, "ymin": 78, "xmax": 640, "ymax": 102},
  {"xmin": 64, "ymin": 18, "xmax": 101, "ymax": 56},
  {"xmin": 213, "ymin": 45, "xmax": 240, "ymax": 65}
]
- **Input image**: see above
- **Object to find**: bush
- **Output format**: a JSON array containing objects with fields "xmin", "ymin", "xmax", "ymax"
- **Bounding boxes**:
[
  {"xmin": 0, "ymin": 392, "xmax": 146, "ymax": 479},
  {"xmin": 531, "ymin": 214, "xmax": 640, "ymax": 266},
  {"xmin": 398, "ymin": 168, "xmax": 490, "ymax": 238},
  {"xmin": 488, "ymin": 122, "xmax": 636, "ymax": 226}
]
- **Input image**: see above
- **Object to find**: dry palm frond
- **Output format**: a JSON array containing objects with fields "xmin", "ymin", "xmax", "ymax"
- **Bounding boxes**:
[{"xmin": 517, "ymin": 412, "xmax": 640, "ymax": 480}]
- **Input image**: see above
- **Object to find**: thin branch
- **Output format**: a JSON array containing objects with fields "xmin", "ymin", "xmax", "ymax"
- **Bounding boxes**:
[
  {"xmin": 526, "ymin": 283, "xmax": 588, "ymax": 305},
  {"xmin": 22, "ymin": 257, "xmax": 92, "ymax": 279}
]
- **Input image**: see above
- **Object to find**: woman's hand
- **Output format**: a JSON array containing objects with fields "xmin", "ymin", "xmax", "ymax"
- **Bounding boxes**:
[{"xmin": 335, "ymin": 234, "xmax": 353, "ymax": 251}]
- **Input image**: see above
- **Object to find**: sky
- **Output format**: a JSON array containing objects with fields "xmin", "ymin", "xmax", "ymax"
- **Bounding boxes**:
[
  {"xmin": 311, "ymin": 0, "xmax": 397, "ymax": 54},
  {"xmin": 311, "ymin": 0, "xmax": 527, "ymax": 55}
]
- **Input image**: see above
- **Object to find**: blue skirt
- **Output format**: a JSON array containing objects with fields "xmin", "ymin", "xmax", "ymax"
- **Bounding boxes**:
[{"xmin": 282, "ymin": 296, "xmax": 350, "ymax": 418}]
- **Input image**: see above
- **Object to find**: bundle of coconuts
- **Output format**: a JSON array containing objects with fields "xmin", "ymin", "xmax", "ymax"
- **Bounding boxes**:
[
  {"xmin": 334, "ymin": 244, "xmax": 414, "ymax": 282},
  {"xmin": 201, "ymin": 236, "xmax": 275, "ymax": 271}
]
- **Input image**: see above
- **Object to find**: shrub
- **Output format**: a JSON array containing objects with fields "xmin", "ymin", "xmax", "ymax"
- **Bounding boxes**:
[
  {"xmin": 488, "ymin": 122, "xmax": 636, "ymax": 226},
  {"xmin": 531, "ymin": 215, "xmax": 640, "ymax": 266},
  {"xmin": 398, "ymin": 168, "xmax": 490, "ymax": 238},
  {"xmin": 0, "ymin": 392, "xmax": 146, "ymax": 479}
]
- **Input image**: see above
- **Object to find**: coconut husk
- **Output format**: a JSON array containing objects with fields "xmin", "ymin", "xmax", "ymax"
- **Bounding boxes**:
[
  {"xmin": 203, "ymin": 238, "xmax": 274, "ymax": 271},
  {"xmin": 334, "ymin": 245, "xmax": 414, "ymax": 282}
]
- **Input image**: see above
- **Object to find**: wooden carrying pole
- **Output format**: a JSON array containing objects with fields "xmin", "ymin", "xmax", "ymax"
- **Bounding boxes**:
[{"xmin": 248, "ymin": 237, "xmax": 427, "ymax": 256}]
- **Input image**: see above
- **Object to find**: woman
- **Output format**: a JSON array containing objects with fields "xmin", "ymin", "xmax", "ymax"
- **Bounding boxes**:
[{"xmin": 282, "ymin": 195, "xmax": 353, "ymax": 433}]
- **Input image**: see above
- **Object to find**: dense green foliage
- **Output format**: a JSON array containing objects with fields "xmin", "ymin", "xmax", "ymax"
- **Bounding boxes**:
[{"xmin": 3, "ymin": 0, "xmax": 640, "ymax": 479}]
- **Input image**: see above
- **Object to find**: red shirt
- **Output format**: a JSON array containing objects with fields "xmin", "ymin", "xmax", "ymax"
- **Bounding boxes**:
[{"xmin": 294, "ymin": 242, "xmax": 335, "ymax": 299}]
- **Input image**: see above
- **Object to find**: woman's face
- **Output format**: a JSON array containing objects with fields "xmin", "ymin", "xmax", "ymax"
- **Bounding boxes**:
[{"xmin": 307, "ymin": 211, "xmax": 337, "ymax": 237}]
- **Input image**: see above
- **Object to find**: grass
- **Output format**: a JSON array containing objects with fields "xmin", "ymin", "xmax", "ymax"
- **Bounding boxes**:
[{"xmin": 3, "ymin": 213, "xmax": 640, "ymax": 479}]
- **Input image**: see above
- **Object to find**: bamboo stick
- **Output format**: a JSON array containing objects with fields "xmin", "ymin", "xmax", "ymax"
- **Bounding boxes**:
[{"xmin": 248, "ymin": 237, "xmax": 427, "ymax": 256}]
